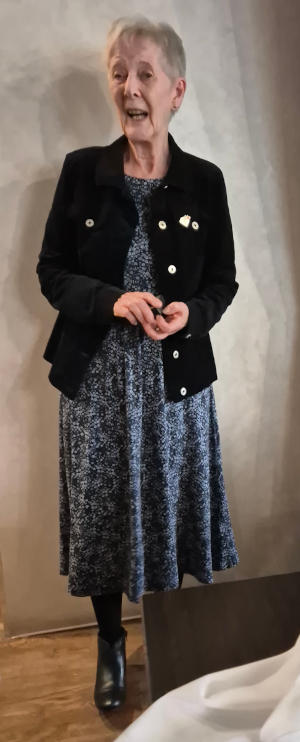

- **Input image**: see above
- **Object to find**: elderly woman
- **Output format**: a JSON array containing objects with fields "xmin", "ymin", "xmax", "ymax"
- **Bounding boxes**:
[{"xmin": 36, "ymin": 15, "xmax": 239, "ymax": 711}]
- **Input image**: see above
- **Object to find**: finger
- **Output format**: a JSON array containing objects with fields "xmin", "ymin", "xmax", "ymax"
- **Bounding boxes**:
[
  {"xmin": 128, "ymin": 300, "xmax": 155, "ymax": 325},
  {"xmin": 155, "ymin": 313, "xmax": 172, "ymax": 331},
  {"xmin": 128, "ymin": 304, "xmax": 144, "ymax": 324},
  {"xmin": 140, "ymin": 299, "xmax": 160, "ymax": 325},
  {"xmin": 162, "ymin": 302, "xmax": 178, "ymax": 314},
  {"xmin": 148, "ymin": 328, "xmax": 169, "ymax": 340},
  {"xmin": 157, "ymin": 316, "xmax": 182, "ymax": 334},
  {"xmin": 142, "ymin": 321, "xmax": 169, "ymax": 341},
  {"xmin": 154, "ymin": 312, "xmax": 177, "ymax": 332},
  {"xmin": 126, "ymin": 310, "xmax": 139, "ymax": 325},
  {"xmin": 139, "ymin": 292, "xmax": 163, "ymax": 307}
]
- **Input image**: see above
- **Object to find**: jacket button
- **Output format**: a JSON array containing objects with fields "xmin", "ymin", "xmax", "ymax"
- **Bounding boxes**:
[
  {"xmin": 85, "ymin": 218, "xmax": 94, "ymax": 227},
  {"xmin": 168, "ymin": 264, "xmax": 176, "ymax": 274},
  {"xmin": 192, "ymin": 221, "xmax": 199, "ymax": 230},
  {"xmin": 180, "ymin": 387, "xmax": 187, "ymax": 396},
  {"xmin": 173, "ymin": 350, "xmax": 179, "ymax": 359},
  {"xmin": 158, "ymin": 220, "xmax": 167, "ymax": 230},
  {"xmin": 184, "ymin": 333, "xmax": 192, "ymax": 339}
]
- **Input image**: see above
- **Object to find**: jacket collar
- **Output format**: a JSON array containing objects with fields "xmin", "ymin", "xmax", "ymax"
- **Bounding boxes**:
[{"xmin": 95, "ymin": 131, "xmax": 193, "ymax": 193}]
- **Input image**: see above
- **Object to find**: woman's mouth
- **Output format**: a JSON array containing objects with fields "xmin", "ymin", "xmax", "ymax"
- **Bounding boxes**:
[{"xmin": 126, "ymin": 110, "xmax": 148, "ymax": 120}]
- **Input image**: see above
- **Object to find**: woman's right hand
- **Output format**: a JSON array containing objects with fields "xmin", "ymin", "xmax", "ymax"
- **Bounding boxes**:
[{"xmin": 113, "ymin": 291, "xmax": 163, "ymax": 328}]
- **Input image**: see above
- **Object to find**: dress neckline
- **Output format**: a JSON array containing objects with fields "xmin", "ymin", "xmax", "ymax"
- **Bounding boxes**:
[{"xmin": 124, "ymin": 173, "xmax": 163, "ymax": 182}]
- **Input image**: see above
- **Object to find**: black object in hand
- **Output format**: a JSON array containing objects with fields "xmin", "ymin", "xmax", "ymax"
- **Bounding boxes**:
[
  {"xmin": 151, "ymin": 293, "xmax": 166, "ymax": 318},
  {"xmin": 152, "ymin": 307, "xmax": 168, "ymax": 318}
]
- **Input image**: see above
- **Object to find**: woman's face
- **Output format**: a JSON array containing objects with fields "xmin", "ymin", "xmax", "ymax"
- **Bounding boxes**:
[{"xmin": 107, "ymin": 35, "xmax": 185, "ymax": 142}]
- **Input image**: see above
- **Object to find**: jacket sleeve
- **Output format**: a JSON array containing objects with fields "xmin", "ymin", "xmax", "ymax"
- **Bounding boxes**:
[
  {"xmin": 36, "ymin": 153, "xmax": 125, "ymax": 325},
  {"xmin": 177, "ymin": 167, "xmax": 239, "ymax": 340}
]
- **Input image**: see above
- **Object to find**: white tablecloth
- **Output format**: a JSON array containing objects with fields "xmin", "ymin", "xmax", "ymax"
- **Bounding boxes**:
[{"xmin": 116, "ymin": 634, "xmax": 300, "ymax": 741}]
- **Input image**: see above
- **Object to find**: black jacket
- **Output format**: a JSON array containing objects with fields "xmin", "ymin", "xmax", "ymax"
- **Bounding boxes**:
[{"xmin": 36, "ymin": 131, "xmax": 239, "ymax": 402}]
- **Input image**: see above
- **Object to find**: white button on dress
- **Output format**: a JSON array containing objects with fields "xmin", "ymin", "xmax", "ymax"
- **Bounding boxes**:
[
  {"xmin": 173, "ymin": 350, "xmax": 179, "ymax": 359},
  {"xmin": 192, "ymin": 221, "xmax": 199, "ymax": 230},
  {"xmin": 85, "ymin": 218, "xmax": 94, "ymax": 227},
  {"xmin": 158, "ymin": 220, "xmax": 167, "ymax": 230},
  {"xmin": 180, "ymin": 387, "xmax": 187, "ymax": 396},
  {"xmin": 168, "ymin": 264, "xmax": 176, "ymax": 274}
]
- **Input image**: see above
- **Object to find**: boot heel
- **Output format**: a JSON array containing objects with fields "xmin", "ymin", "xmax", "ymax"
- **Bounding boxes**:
[{"xmin": 94, "ymin": 626, "xmax": 128, "ymax": 711}]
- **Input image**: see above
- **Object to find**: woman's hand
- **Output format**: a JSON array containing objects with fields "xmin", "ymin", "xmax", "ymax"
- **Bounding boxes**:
[
  {"xmin": 113, "ymin": 291, "xmax": 164, "ymax": 328},
  {"xmin": 113, "ymin": 293, "xmax": 189, "ymax": 340},
  {"xmin": 143, "ymin": 301, "xmax": 189, "ymax": 340}
]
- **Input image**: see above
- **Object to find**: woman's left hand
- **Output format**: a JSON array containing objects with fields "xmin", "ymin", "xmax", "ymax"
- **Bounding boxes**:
[{"xmin": 140, "ymin": 301, "xmax": 189, "ymax": 341}]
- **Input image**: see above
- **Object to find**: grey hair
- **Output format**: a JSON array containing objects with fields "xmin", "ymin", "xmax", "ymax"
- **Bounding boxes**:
[{"xmin": 103, "ymin": 14, "xmax": 186, "ymax": 119}]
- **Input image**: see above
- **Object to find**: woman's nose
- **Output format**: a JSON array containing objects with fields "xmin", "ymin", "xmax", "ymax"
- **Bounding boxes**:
[{"xmin": 123, "ymin": 72, "xmax": 140, "ymax": 97}]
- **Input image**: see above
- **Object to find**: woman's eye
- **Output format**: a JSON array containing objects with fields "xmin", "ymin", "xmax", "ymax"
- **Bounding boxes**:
[{"xmin": 112, "ymin": 71, "xmax": 152, "ymax": 81}]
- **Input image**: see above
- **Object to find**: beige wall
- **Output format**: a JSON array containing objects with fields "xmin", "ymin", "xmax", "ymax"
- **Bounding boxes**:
[{"xmin": 1, "ymin": 0, "xmax": 299, "ymax": 637}]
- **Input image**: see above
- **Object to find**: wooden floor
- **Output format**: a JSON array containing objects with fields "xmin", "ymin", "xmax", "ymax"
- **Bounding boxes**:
[{"xmin": 1, "ymin": 619, "xmax": 150, "ymax": 741}]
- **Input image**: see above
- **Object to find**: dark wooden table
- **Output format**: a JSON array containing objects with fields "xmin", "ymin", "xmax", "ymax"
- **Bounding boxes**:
[{"xmin": 141, "ymin": 571, "xmax": 300, "ymax": 703}]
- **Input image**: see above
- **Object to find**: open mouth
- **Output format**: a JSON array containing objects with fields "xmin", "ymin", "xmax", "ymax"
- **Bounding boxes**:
[{"xmin": 126, "ymin": 111, "xmax": 148, "ymax": 120}]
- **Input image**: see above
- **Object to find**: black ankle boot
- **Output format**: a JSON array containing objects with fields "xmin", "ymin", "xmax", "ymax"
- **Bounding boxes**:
[{"xmin": 94, "ymin": 625, "xmax": 128, "ymax": 711}]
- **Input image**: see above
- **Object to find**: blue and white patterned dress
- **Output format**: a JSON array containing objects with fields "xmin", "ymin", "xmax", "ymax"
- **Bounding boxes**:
[{"xmin": 58, "ymin": 174, "xmax": 239, "ymax": 604}]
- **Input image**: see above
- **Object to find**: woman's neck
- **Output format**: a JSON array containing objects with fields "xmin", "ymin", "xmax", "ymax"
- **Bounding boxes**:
[{"xmin": 123, "ymin": 134, "xmax": 171, "ymax": 179}]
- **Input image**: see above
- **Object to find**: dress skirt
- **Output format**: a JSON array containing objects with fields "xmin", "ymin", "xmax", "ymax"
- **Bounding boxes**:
[{"xmin": 58, "ymin": 174, "xmax": 239, "ymax": 604}]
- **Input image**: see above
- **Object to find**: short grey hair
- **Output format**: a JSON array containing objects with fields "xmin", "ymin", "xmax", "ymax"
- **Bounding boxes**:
[{"xmin": 103, "ymin": 14, "xmax": 186, "ymax": 119}]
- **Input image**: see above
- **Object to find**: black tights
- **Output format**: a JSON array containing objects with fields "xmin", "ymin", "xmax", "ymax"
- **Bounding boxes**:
[
  {"xmin": 91, "ymin": 592, "xmax": 123, "ymax": 643},
  {"xmin": 90, "ymin": 572, "xmax": 184, "ymax": 643}
]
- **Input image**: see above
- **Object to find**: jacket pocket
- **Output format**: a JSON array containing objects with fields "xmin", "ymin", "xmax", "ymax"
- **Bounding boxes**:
[{"xmin": 45, "ymin": 316, "xmax": 108, "ymax": 398}]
